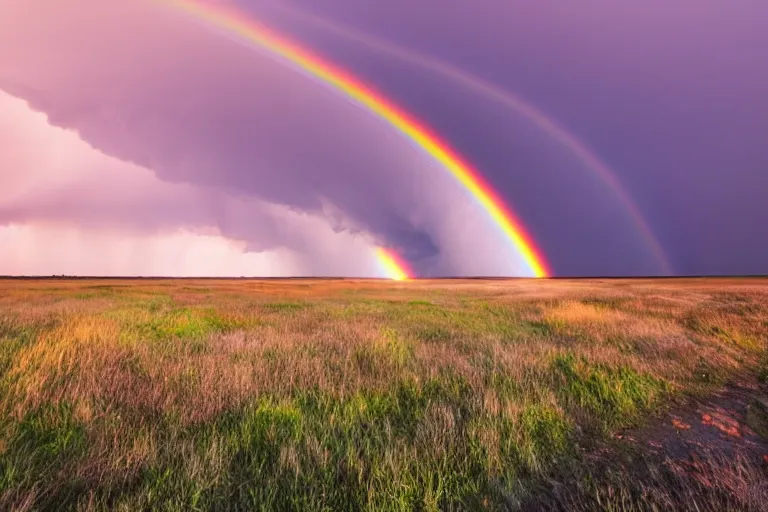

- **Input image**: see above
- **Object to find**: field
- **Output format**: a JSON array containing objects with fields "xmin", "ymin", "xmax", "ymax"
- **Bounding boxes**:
[{"xmin": 0, "ymin": 277, "xmax": 766, "ymax": 511}]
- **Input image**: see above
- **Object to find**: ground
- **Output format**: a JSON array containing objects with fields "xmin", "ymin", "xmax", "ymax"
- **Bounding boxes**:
[{"xmin": 0, "ymin": 277, "xmax": 766, "ymax": 511}]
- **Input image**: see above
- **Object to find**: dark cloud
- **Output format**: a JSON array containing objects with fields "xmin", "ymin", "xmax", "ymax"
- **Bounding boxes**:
[
  {"xmin": 4, "ymin": 0, "xmax": 765, "ymax": 275},
  {"xmin": 0, "ymin": 90, "xmax": 384, "ymax": 276},
  {"xmin": 0, "ymin": 0, "xmax": 458, "ymax": 270},
  {"xmin": 252, "ymin": 0, "xmax": 768, "ymax": 275}
]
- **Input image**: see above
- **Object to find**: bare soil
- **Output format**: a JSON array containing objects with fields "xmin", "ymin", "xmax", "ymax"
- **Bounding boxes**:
[
  {"xmin": 626, "ymin": 380, "xmax": 768, "ymax": 465},
  {"xmin": 525, "ymin": 378, "xmax": 768, "ymax": 511}
]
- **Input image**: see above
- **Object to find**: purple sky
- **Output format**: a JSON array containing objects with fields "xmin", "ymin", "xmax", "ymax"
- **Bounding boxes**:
[{"xmin": 1, "ymin": 0, "xmax": 766, "ymax": 276}]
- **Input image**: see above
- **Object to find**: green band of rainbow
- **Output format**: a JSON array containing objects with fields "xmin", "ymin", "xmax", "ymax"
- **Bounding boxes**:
[{"xmin": 161, "ymin": 0, "xmax": 550, "ymax": 277}]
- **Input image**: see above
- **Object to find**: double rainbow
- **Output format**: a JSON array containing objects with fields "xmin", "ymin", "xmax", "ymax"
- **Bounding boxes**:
[{"xmin": 160, "ymin": 0, "xmax": 550, "ymax": 278}]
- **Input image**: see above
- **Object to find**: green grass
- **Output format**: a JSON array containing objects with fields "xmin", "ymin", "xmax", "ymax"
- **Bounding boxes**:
[
  {"xmin": 109, "ymin": 304, "xmax": 254, "ymax": 345},
  {"xmin": 262, "ymin": 302, "xmax": 307, "ymax": 312},
  {"xmin": 746, "ymin": 399, "xmax": 768, "ymax": 439},
  {"xmin": 758, "ymin": 353, "xmax": 768, "ymax": 385},
  {"xmin": 0, "ymin": 322, "xmax": 38, "ymax": 377},
  {"xmin": 0, "ymin": 278, "xmax": 765, "ymax": 510},
  {"xmin": 0, "ymin": 403, "xmax": 88, "ymax": 506},
  {"xmin": 82, "ymin": 380, "xmax": 572, "ymax": 511},
  {"xmin": 552, "ymin": 354, "xmax": 668, "ymax": 432}
]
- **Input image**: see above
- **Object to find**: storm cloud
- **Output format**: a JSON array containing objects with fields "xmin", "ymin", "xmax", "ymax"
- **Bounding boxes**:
[
  {"xmin": 0, "ymin": 0, "xmax": 541, "ymax": 276},
  {"xmin": 2, "ymin": 0, "xmax": 766, "ymax": 276},
  {"xmin": 0, "ymin": 91, "xmax": 387, "ymax": 276}
]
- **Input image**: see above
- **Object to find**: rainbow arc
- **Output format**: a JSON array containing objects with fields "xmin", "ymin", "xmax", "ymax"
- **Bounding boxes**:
[{"xmin": 160, "ymin": 0, "xmax": 551, "ymax": 278}]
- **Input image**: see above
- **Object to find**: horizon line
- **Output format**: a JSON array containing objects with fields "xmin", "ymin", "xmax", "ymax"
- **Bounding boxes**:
[{"xmin": 1, "ymin": 275, "xmax": 765, "ymax": 280}]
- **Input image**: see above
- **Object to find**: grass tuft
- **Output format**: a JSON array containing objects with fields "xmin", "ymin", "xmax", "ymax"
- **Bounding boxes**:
[{"xmin": 552, "ymin": 353, "xmax": 668, "ymax": 431}]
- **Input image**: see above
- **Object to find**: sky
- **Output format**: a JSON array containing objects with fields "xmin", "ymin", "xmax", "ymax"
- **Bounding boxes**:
[{"xmin": 1, "ymin": 0, "xmax": 766, "ymax": 277}]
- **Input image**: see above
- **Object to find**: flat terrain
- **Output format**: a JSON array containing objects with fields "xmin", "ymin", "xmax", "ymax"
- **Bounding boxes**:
[{"xmin": 0, "ymin": 278, "xmax": 766, "ymax": 511}]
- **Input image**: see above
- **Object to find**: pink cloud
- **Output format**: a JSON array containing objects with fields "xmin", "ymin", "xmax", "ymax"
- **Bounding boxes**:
[
  {"xmin": 0, "ymin": 0, "xmax": 535, "ymax": 276},
  {"xmin": 0, "ymin": 91, "xmax": 383, "ymax": 276}
]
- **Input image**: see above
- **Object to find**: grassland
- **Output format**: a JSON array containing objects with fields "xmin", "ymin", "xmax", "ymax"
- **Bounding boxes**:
[{"xmin": 0, "ymin": 278, "xmax": 766, "ymax": 511}]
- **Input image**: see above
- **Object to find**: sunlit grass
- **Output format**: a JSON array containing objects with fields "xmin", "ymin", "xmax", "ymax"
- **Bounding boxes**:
[{"xmin": 0, "ymin": 277, "xmax": 765, "ymax": 510}]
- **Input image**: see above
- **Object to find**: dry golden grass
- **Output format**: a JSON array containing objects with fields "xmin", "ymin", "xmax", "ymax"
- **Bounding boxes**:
[{"xmin": 0, "ymin": 277, "xmax": 765, "ymax": 511}]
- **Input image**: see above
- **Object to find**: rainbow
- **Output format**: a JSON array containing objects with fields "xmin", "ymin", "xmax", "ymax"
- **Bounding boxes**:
[
  {"xmin": 260, "ymin": 2, "xmax": 672, "ymax": 275},
  {"xmin": 160, "ymin": 0, "xmax": 550, "ymax": 278},
  {"xmin": 376, "ymin": 247, "xmax": 412, "ymax": 280}
]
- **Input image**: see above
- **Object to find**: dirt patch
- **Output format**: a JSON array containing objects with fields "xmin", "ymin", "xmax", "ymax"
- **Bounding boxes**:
[
  {"xmin": 623, "ymin": 382, "xmax": 768, "ymax": 463},
  {"xmin": 520, "ymin": 380, "xmax": 768, "ymax": 511}
]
